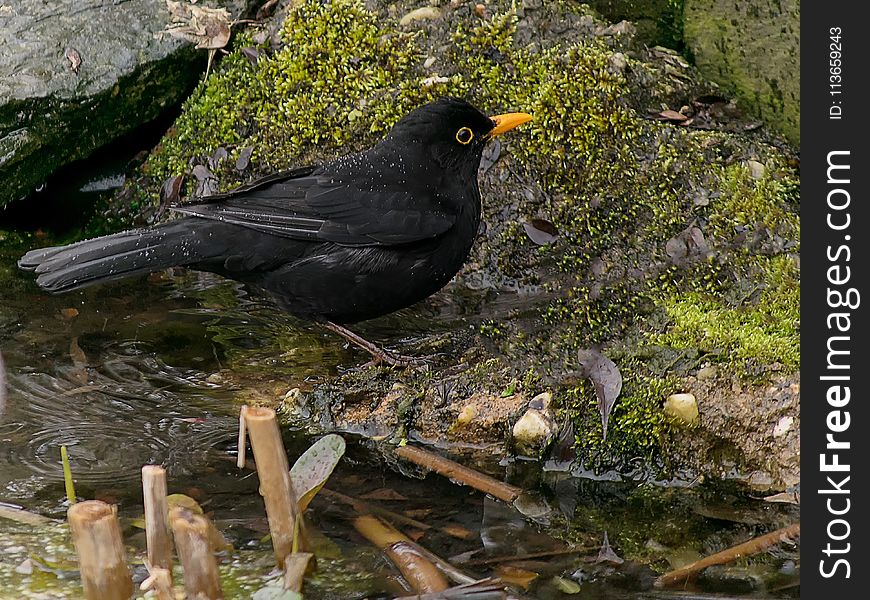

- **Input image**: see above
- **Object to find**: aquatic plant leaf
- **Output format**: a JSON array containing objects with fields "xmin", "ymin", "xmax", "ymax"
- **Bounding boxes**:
[
  {"xmin": 523, "ymin": 219, "xmax": 558, "ymax": 245},
  {"xmin": 290, "ymin": 433, "xmax": 346, "ymax": 512},
  {"xmin": 253, "ymin": 580, "xmax": 302, "ymax": 600},
  {"xmin": 576, "ymin": 349, "xmax": 622, "ymax": 441}
]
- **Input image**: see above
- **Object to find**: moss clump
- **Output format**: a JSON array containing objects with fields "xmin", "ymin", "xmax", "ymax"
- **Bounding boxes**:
[
  {"xmin": 148, "ymin": 0, "xmax": 422, "ymax": 185},
  {"xmin": 649, "ymin": 253, "xmax": 799, "ymax": 367}
]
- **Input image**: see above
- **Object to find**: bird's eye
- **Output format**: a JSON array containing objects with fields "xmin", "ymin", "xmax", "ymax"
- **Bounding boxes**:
[{"xmin": 455, "ymin": 127, "xmax": 474, "ymax": 145}]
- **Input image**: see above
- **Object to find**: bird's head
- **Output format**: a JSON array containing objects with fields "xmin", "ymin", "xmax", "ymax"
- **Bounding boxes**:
[{"xmin": 385, "ymin": 97, "xmax": 532, "ymax": 176}]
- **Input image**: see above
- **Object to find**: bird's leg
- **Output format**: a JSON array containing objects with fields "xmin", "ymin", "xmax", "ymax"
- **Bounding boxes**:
[{"xmin": 320, "ymin": 321, "xmax": 426, "ymax": 368}]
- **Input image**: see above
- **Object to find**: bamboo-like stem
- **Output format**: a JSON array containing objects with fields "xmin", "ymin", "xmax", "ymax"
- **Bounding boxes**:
[
  {"xmin": 244, "ymin": 406, "xmax": 300, "ymax": 567},
  {"xmin": 67, "ymin": 500, "xmax": 133, "ymax": 600},
  {"xmin": 283, "ymin": 551, "xmax": 314, "ymax": 592},
  {"xmin": 142, "ymin": 466, "xmax": 173, "ymax": 573},
  {"xmin": 655, "ymin": 523, "xmax": 801, "ymax": 587},
  {"xmin": 394, "ymin": 445, "xmax": 522, "ymax": 502},
  {"xmin": 354, "ymin": 514, "xmax": 449, "ymax": 594},
  {"xmin": 237, "ymin": 405, "xmax": 249, "ymax": 469},
  {"xmin": 170, "ymin": 506, "xmax": 223, "ymax": 600}
]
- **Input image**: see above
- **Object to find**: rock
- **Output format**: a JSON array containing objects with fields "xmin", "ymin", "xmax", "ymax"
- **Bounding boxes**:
[
  {"xmin": 746, "ymin": 159, "xmax": 766, "ymax": 180},
  {"xmin": 399, "ymin": 6, "xmax": 442, "ymax": 27},
  {"xmin": 664, "ymin": 393, "xmax": 699, "ymax": 424},
  {"xmin": 772, "ymin": 416, "xmax": 793, "ymax": 438},
  {"xmin": 512, "ymin": 407, "xmax": 556, "ymax": 457},
  {"xmin": 684, "ymin": 0, "xmax": 799, "ymax": 144},
  {"xmin": 0, "ymin": 0, "xmax": 248, "ymax": 208}
]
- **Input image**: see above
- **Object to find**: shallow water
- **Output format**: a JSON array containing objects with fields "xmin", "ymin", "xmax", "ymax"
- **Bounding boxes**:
[{"xmin": 0, "ymin": 230, "xmax": 801, "ymax": 599}]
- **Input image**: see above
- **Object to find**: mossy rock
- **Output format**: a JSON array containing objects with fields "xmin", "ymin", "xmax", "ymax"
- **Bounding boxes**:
[
  {"xmin": 108, "ymin": 0, "xmax": 799, "ymax": 489},
  {"xmin": 683, "ymin": 0, "xmax": 800, "ymax": 145}
]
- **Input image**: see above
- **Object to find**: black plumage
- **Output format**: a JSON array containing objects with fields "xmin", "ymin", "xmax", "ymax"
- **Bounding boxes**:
[{"xmin": 19, "ymin": 98, "xmax": 531, "ymax": 364}]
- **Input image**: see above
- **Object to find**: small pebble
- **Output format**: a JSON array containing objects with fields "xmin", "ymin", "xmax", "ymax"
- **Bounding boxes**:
[{"xmin": 664, "ymin": 393, "xmax": 699, "ymax": 424}]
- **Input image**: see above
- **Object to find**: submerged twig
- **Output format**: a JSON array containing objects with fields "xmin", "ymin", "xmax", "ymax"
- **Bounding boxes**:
[
  {"xmin": 457, "ymin": 545, "xmax": 596, "ymax": 567},
  {"xmin": 321, "ymin": 487, "xmax": 431, "ymax": 531},
  {"xmin": 655, "ymin": 523, "xmax": 800, "ymax": 587},
  {"xmin": 394, "ymin": 445, "xmax": 522, "ymax": 503}
]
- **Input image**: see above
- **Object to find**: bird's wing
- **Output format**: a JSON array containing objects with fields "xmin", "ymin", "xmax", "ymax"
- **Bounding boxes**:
[{"xmin": 171, "ymin": 167, "xmax": 457, "ymax": 246}]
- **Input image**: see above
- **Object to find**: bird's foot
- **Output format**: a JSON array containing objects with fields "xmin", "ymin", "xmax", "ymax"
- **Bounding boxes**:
[
  {"xmin": 320, "ymin": 320, "xmax": 430, "ymax": 369},
  {"xmin": 362, "ymin": 349, "xmax": 431, "ymax": 369}
]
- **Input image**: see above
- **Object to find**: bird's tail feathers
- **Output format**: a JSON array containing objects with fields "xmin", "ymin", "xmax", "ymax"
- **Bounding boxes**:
[{"xmin": 18, "ymin": 221, "xmax": 213, "ymax": 293}]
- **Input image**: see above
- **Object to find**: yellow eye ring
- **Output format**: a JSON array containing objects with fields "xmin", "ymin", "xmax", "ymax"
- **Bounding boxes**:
[{"xmin": 455, "ymin": 127, "xmax": 474, "ymax": 145}]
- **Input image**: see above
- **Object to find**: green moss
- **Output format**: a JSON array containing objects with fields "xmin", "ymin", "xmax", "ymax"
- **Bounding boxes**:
[
  {"xmin": 649, "ymin": 253, "xmax": 799, "ymax": 367},
  {"xmin": 563, "ymin": 373, "xmax": 674, "ymax": 470}
]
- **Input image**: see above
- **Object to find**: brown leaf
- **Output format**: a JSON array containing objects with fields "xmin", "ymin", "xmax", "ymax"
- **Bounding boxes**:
[
  {"xmin": 256, "ymin": 0, "xmax": 280, "ymax": 21},
  {"xmin": 523, "ymin": 218, "xmax": 559, "ymax": 245},
  {"xmin": 161, "ymin": 175, "xmax": 184, "ymax": 205},
  {"xmin": 654, "ymin": 109, "xmax": 687, "ymax": 122},
  {"xmin": 240, "ymin": 46, "xmax": 259, "ymax": 66},
  {"xmin": 59, "ymin": 308, "xmax": 79, "ymax": 320},
  {"xmin": 65, "ymin": 47, "xmax": 82, "ymax": 74},
  {"xmin": 494, "ymin": 565, "xmax": 538, "ymax": 589},
  {"xmin": 595, "ymin": 532, "xmax": 624, "ymax": 564},
  {"xmin": 164, "ymin": 0, "xmax": 232, "ymax": 50},
  {"xmin": 442, "ymin": 524, "xmax": 475, "ymax": 539},
  {"xmin": 665, "ymin": 225, "xmax": 710, "ymax": 266},
  {"xmin": 576, "ymin": 349, "xmax": 622, "ymax": 441}
]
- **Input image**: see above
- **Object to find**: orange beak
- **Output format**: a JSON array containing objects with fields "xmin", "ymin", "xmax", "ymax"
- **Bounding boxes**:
[{"xmin": 488, "ymin": 112, "xmax": 533, "ymax": 137}]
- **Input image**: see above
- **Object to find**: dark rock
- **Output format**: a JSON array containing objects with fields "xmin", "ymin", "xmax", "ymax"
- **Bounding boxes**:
[{"xmin": 0, "ymin": 0, "xmax": 247, "ymax": 208}]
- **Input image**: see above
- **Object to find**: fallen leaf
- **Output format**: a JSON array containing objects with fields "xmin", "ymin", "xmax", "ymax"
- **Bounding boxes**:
[
  {"xmin": 495, "ymin": 564, "xmax": 539, "ymax": 589},
  {"xmin": 65, "ymin": 47, "xmax": 82, "ymax": 74},
  {"xmin": 523, "ymin": 219, "xmax": 559, "ymax": 245},
  {"xmin": 241, "ymin": 46, "xmax": 260, "ymax": 66},
  {"xmin": 191, "ymin": 164, "xmax": 218, "ymax": 197},
  {"xmin": 59, "ymin": 308, "xmax": 79, "ymax": 320},
  {"xmin": 576, "ymin": 349, "xmax": 622, "ymax": 440},
  {"xmin": 255, "ymin": 0, "xmax": 280, "ymax": 21},
  {"xmin": 478, "ymin": 139, "xmax": 501, "ymax": 175},
  {"xmin": 653, "ymin": 109, "xmax": 687, "ymax": 122},
  {"xmin": 235, "ymin": 146, "xmax": 254, "ymax": 171},
  {"xmin": 665, "ymin": 225, "xmax": 709, "ymax": 266},
  {"xmin": 164, "ymin": 0, "xmax": 232, "ymax": 50},
  {"xmin": 595, "ymin": 532, "xmax": 623, "ymax": 564},
  {"xmin": 208, "ymin": 147, "xmax": 228, "ymax": 171},
  {"xmin": 442, "ymin": 524, "xmax": 475, "ymax": 539}
]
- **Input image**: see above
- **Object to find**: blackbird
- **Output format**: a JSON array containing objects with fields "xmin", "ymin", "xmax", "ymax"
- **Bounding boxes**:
[{"xmin": 19, "ymin": 98, "xmax": 532, "ymax": 366}]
